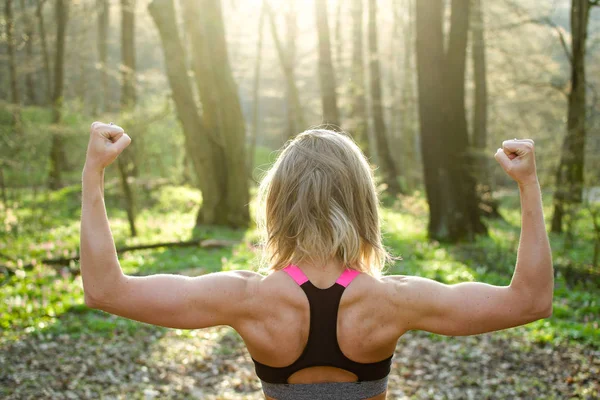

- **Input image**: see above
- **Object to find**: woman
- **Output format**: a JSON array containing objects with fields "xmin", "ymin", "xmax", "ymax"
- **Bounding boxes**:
[{"xmin": 81, "ymin": 122, "xmax": 553, "ymax": 400}]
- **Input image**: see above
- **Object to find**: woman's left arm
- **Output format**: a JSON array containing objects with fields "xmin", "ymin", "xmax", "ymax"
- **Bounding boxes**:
[{"xmin": 80, "ymin": 122, "xmax": 258, "ymax": 329}]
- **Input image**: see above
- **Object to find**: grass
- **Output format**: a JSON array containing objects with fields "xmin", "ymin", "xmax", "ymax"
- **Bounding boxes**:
[{"xmin": 1, "ymin": 171, "xmax": 598, "ymax": 349}]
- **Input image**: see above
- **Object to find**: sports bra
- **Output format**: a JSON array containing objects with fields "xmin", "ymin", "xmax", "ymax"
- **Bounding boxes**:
[{"xmin": 252, "ymin": 265, "xmax": 393, "ymax": 398}]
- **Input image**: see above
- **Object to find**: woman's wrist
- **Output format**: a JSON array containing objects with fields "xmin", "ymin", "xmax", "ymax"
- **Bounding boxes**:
[
  {"xmin": 83, "ymin": 163, "xmax": 104, "ymax": 177},
  {"xmin": 518, "ymin": 178, "xmax": 540, "ymax": 190}
]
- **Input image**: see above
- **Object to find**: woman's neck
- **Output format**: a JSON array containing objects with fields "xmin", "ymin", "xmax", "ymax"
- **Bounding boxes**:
[{"xmin": 295, "ymin": 259, "xmax": 346, "ymax": 288}]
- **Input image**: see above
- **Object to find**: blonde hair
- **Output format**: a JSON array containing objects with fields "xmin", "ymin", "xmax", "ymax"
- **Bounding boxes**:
[{"xmin": 256, "ymin": 129, "xmax": 391, "ymax": 277}]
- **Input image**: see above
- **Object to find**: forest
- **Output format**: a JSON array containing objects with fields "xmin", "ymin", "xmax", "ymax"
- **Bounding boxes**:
[{"xmin": 0, "ymin": 0, "xmax": 599, "ymax": 398}]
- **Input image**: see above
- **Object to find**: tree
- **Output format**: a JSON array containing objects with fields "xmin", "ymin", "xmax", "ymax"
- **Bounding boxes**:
[
  {"xmin": 20, "ymin": 0, "xmax": 37, "ymax": 105},
  {"xmin": 443, "ymin": 0, "xmax": 486, "ymax": 239},
  {"xmin": 314, "ymin": 0, "xmax": 340, "ymax": 127},
  {"xmin": 149, "ymin": 0, "xmax": 225, "ymax": 225},
  {"xmin": 416, "ymin": 0, "xmax": 486, "ymax": 241},
  {"xmin": 151, "ymin": 0, "xmax": 249, "ymax": 228},
  {"xmin": 398, "ymin": 0, "xmax": 418, "ymax": 191},
  {"xmin": 196, "ymin": 0, "xmax": 249, "ymax": 228},
  {"xmin": 121, "ymin": 0, "xmax": 136, "ymax": 109},
  {"xmin": 5, "ymin": 0, "xmax": 20, "ymax": 106},
  {"xmin": 266, "ymin": 0, "xmax": 305, "ymax": 139},
  {"xmin": 367, "ymin": 0, "xmax": 402, "ymax": 196},
  {"xmin": 97, "ymin": 0, "xmax": 109, "ymax": 112},
  {"xmin": 248, "ymin": 1, "xmax": 266, "ymax": 173},
  {"xmin": 471, "ymin": 0, "xmax": 501, "ymax": 219},
  {"xmin": 349, "ymin": 0, "xmax": 369, "ymax": 154},
  {"xmin": 48, "ymin": 0, "xmax": 69, "ymax": 190},
  {"xmin": 551, "ymin": 0, "xmax": 594, "ymax": 233},
  {"xmin": 35, "ymin": 0, "xmax": 52, "ymax": 105},
  {"xmin": 117, "ymin": 0, "xmax": 138, "ymax": 237}
]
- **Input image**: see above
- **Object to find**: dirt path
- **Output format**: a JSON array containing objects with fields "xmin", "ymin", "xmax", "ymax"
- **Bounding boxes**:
[{"xmin": 1, "ymin": 326, "xmax": 598, "ymax": 399}]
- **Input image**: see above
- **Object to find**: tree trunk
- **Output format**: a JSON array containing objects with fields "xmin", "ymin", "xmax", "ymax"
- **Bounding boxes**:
[
  {"xmin": 551, "ymin": 0, "xmax": 591, "ymax": 233},
  {"xmin": 349, "ymin": 0, "xmax": 369, "ymax": 155},
  {"xmin": 48, "ymin": 0, "xmax": 68, "ymax": 190},
  {"xmin": 36, "ymin": 0, "xmax": 52, "ymax": 105},
  {"xmin": 314, "ymin": 0, "xmax": 340, "ymax": 127},
  {"xmin": 248, "ymin": 1, "xmax": 266, "ymax": 174},
  {"xmin": 367, "ymin": 0, "xmax": 402, "ymax": 196},
  {"xmin": 151, "ymin": 0, "xmax": 249, "ymax": 228},
  {"xmin": 400, "ymin": 0, "xmax": 417, "ymax": 191},
  {"xmin": 97, "ymin": 0, "xmax": 109, "ymax": 112},
  {"xmin": 0, "ymin": 167, "xmax": 7, "ymax": 206},
  {"xmin": 266, "ymin": 2, "xmax": 305, "ymax": 139},
  {"xmin": 5, "ymin": 0, "xmax": 20, "ymax": 105},
  {"xmin": 118, "ymin": 0, "xmax": 138, "ymax": 237},
  {"xmin": 148, "ymin": 0, "xmax": 225, "ymax": 226},
  {"xmin": 20, "ymin": 0, "xmax": 37, "ymax": 105},
  {"xmin": 442, "ymin": 0, "xmax": 486, "ymax": 240},
  {"xmin": 334, "ymin": 0, "xmax": 342, "ymax": 71},
  {"xmin": 415, "ymin": 0, "xmax": 450, "ymax": 240},
  {"xmin": 196, "ymin": 0, "xmax": 249, "ymax": 228},
  {"xmin": 471, "ymin": 0, "xmax": 500, "ymax": 219},
  {"xmin": 416, "ymin": 0, "xmax": 486, "ymax": 242},
  {"xmin": 390, "ymin": 0, "xmax": 417, "ymax": 191},
  {"xmin": 121, "ymin": 0, "xmax": 136, "ymax": 108}
]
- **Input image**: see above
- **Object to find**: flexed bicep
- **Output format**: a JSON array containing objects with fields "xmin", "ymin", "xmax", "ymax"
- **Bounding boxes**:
[
  {"xmin": 87, "ymin": 270, "xmax": 261, "ymax": 330},
  {"xmin": 388, "ymin": 276, "xmax": 551, "ymax": 336}
]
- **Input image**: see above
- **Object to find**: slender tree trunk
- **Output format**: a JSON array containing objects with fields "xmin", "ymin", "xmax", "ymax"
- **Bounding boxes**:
[
  {"xmin": 551, "ymin": 0, "xmax": 591, "ymax": 233},
  {"xmin": 118, "ymin": 0, "xmax": 138, "ymax": 237},
  {"xmin": 349, "ymin": 0, "xmax": 369, "ymax": 155},
  {"xmin": 334, "ymin": 0, "xmax": 342, "ymax": 71},
  {"xmin": 20, "ymin": 0, "xmax": 37, "ymax": 105},
  {"xmin": 314, "ymin": 0, "xmax": 340, "ymax": 127},
  {"xmin": 367, "ymin": 0, "xmax": 402, "ymax": 196},
  {"xmin": 97, "ymin": 0, "xmax": 109, "ymax": 112},
  {"xmin": 415, "ymin": 0, "xmax": 448, "ymax": 239},
  {"xmin": 149, "ymin": 0, "xmax": 225, "ymax": 226},
  {"xmin": 36, "ymin": 0, "xmax": 52, "ymax": 105},
  {"xmin": 48, "ymin": 0, "xmax": 68, "ymax": 190},
  {"xmin": 0, "ymin": 167, "xmax": 6, "ymax": 206},
  {"xmin": 283, "ymin": 1, "xmax": 302, "ymax": 138},
  {"xmin": 248, "ymin": 1, "xmax": 266, "ymax": 174},
  {"xmin": 266, "ymin": 1, "xmax": 305, "ymax": 139},
  {"xmin": 390, "ymin": 0, "xmax": 417, "ymax": 190},
  {"xmin": 5, "ymin": 0, "xmax": 20, "ymax": 105},
  {"xmin": 471, "ymin": 0, "xmax": 500, "ymax": 219},
  {"xmin": 121, "ymin": 0, "xmax": 136, "ymax": 108},
  {"xmin": 401, "ymin": 0, "xmax": 417, "ymax": 191}
]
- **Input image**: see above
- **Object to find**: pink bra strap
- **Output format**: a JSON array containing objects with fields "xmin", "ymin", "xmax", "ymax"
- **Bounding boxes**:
[
  {"xmin": 283, "ymin": 264, "xmax": 309, "ymax": 285},
  {"xmin": 336, "ymin": 269, "xmax": 361, "ymax": 287}
]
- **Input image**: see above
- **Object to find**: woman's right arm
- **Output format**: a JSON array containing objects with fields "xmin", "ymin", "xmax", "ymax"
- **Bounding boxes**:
[{"xmin": 387, "ymin": 139, "xmax": 553, "ymax": 336}]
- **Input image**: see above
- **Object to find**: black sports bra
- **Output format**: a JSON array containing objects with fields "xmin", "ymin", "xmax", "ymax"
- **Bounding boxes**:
[{"xmin": 251, "ymin": 265, "xmax": 393, "ymax": 384}]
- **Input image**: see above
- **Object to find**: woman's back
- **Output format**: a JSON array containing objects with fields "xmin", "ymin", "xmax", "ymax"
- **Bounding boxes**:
[{"xmin": 236, "ymin": 262, "xmax": 399, "ymax": 399}]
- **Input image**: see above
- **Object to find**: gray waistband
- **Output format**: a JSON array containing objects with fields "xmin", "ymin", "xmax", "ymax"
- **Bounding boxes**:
[{"xmin": 260, "ymin": 377, "xmax": 388, "ymax": 400}]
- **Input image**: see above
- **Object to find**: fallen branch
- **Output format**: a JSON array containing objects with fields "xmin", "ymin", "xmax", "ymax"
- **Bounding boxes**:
[{"xmin": 0, "ymin": 238, "xmax": 238, "ymax": 279}]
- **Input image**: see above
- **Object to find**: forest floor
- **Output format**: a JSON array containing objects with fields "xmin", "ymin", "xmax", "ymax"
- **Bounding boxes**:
[
  {"xmin": 1, "ymin": 321, "xmax": 598, "ymax": 399},
  {"xmin": 1, "ymin": 184, "xmax": 599, "ymax": 399}
]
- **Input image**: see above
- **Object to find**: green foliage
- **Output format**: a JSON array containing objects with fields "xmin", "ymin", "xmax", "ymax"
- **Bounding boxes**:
[{"xmin": 2, "ymin": 182, "xmax": 598, "ymax": 349}]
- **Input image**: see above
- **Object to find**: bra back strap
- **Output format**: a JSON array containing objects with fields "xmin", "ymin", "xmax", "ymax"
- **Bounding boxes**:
[
  {"xmin": 283, "ymin": 264, "xmax": 309, "ymax": 285},
  {"xmin": 335, "ymin": 269, "xmax": 360, "ymax": 287},
  {"xmin": 283, "ymin": 264, "xmax": 361, "ymax": 287}
]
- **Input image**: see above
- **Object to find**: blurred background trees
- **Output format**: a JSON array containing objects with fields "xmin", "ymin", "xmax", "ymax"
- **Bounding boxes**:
[
  {"xmin": 1, "ymin": 1, "xmax": 600, "ymax": 375},
  {"xmin": 0, "ymin": 0, "xmax": 599, "ymax": 243}
]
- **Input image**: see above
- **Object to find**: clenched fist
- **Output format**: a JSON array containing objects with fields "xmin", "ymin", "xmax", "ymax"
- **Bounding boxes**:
[
  {"xmin": 494, "ymin": 139, "xmax": 538, "ymax": 187},
  {"xmin": 84, "ymin": 121, "xmax": 131, "ymax": 172}
]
